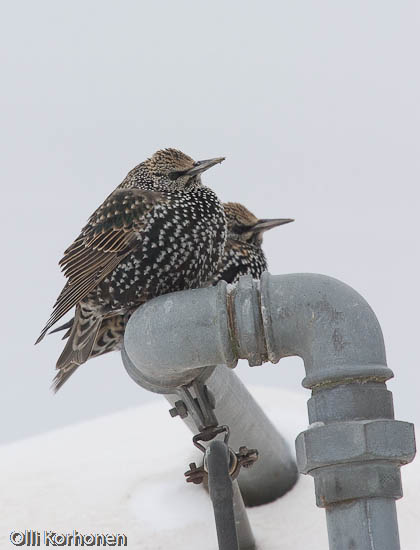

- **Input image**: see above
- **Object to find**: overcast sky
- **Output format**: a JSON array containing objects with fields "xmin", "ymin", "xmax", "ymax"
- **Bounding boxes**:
[{"xmin": 1, "ymin": 1, "xmax": 419, "ymax": 444}]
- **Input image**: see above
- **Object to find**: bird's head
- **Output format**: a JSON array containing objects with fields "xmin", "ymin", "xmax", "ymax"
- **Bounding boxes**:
[
  {"xmin": 141, "ymin": 148, "xmax": 225, "ymax": 191},
  {"xmin": 224, "ymin": 202, "xmax": 294, "ymax": 245}
]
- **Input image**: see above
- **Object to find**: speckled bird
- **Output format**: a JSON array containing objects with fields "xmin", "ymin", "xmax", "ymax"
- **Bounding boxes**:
[
  {"xmin": 36, "ymin": 148, "xmax": 226, "ymax": 391},
  {"xmin": 211, "ymin": 202, "xmax": 293, "ymax": 284},
  {"xmin": 50, "ymin": 202, "xmax": 293, "ymax": 385}
]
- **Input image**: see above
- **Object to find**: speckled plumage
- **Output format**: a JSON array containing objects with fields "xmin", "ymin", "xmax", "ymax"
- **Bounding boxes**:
[
  {"xmin": 211, "ymin": 202, "xmax": 293, "ymax": 284},
  {"xmin": 51, "ymin": 202, "xmax": 293, "ymax": 380},
  {"xmin": 37, "ymin": 149, "xmax": 226, "ymax": 391}
]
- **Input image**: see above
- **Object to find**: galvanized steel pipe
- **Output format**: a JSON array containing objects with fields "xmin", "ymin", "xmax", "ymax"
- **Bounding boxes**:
[
  {"xmin": 164, "ymin": 367, "xmax": 298, "ymax": 506},
  {"xmin": 123, "ymin": 272, "xmax": 416, "ymax": 550}
]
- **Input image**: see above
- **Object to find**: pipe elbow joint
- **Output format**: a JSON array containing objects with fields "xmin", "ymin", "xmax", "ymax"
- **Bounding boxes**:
[
  {"xmin": 259, "ymin": 272, "xmax": 393, "ymax": 389},
  {"xmin": 123, "ymin": 272, "xmax": 394, "ymax": 393},
  {"xmin": 123, "ymin": 281, "xmax": 235, "ymax": 392}
]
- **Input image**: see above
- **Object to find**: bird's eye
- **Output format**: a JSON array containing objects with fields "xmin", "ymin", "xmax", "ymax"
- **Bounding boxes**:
[
  {"xmin": 168, "ymin": 171, "xmax": 184, "ymax": 181},
  {"xmin": 232, "ymin": 224, "xmax": 248, "ymax": 235}
]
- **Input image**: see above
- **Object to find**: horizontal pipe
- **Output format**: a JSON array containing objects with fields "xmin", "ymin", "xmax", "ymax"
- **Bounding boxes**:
[
  {"xmin": 123, "ymin": 274, "xmax": 394, "ymax": 391},
  {"xmin": 123, "ymin": 282, "xmax": 234, "ymax": 390}
]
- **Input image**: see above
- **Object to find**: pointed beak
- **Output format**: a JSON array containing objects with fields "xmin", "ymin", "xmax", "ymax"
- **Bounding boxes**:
[
  {"xmin": 185, "ymin": 157, "xmax": 225, "ymax": 176},
  {"xmin": 253, "ymin": 218, "xmax": 294, "ymax": 233}
]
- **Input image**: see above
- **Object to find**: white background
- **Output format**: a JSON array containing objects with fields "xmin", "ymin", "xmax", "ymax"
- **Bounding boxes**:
[{"xmin": 1, "ymin": 1, "xmax": 419, "ymax": 443}]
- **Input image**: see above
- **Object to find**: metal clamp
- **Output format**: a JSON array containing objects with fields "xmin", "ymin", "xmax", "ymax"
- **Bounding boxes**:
[
  {"xmin": 185, "ymin": 435, "xmax": 259, "ymax": 485},
  {"xmin": 169, "ymin": 379, "xmax": 217, "ymax": 431}
]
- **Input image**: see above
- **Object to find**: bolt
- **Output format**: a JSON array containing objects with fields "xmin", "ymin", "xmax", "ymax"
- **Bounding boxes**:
[
  {"xmin": 184, "ymin": 462, "xmax": 206, "ymax": 484},
  {"xmin": 169, "ymin": 400, "xmax": 188, "ymax": 419}
]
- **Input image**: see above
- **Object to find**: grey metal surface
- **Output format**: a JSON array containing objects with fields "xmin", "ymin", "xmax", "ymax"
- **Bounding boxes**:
[
  {"xmin": 325, "ymin": 498, "xmax": 400, "ymax": 550},
  {"xmin": 231, "ymin": 481, "xmax": 255, "ymax": 550},
  {"xmin": 295, "ymin": 419, "xmax": 415, "ymax": 476},
  {"xmin": 123, "ymin": 273, "xmax": 395, "ymax": 385},
  {"xmin": 258, "ymin": 273, "xmax": 394, "ymax": 388},
  {"xmin": 123, "ymin": 272, "xmax": 416, "ymax": 550},
  {"xmin": 207, "ymin": 440, "xmax": 239, "ymax": 550},
  {"xmin": 165, "ymin": 367, "xmax": 298, "ymax": 506},
  {"xmin": 123, "ymin": 282, "xmax": 235, "ymax": 389}
]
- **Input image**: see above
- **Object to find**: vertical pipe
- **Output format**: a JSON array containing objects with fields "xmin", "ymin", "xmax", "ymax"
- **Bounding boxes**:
[
  {"xmin": 260, "ymin": 273, "xmax": 415, "ymax": 550},
  {"xmin": 207, "ymin": 440, "xmax": 239, "ymax": 550},
  {"xmin": 232, "ymin": 481, "xmax": 256, "ymax": 550},
  {"xmin": 325, "ymin": 498, "xmax": 400, "ymax": 550}
]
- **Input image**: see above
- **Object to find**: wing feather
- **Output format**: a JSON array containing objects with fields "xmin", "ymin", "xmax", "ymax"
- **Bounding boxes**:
[{"xmin": 36, "ymin": 188, "xmax": 164, "ymax": 343}]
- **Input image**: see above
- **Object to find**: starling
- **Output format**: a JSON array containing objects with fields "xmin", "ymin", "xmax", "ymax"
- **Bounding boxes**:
[
  {"xmin": 36, "ymin": 148, "xmax": 226, "ymax": 391},
  {"xmin": 50, "ymin": 202, "xmax": 293, "ymax": 380},
  {"xmin": 211, "ymin": 202, "xmax": 293, "ymax": 284},
  {"xmin": 50, "ymin": 315, "xmax": 125, "ymax": 361}
]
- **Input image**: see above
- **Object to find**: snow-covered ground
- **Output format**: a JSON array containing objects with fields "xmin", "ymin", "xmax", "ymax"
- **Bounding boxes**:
[{"xmin": 1, "ymin": 387, "xmax": 418, "ymax": 549}]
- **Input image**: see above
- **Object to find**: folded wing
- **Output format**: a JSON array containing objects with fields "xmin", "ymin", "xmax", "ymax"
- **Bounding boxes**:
[{"xmin": 36, "ymin": 188, "xmax": 164, "ymax": 343}]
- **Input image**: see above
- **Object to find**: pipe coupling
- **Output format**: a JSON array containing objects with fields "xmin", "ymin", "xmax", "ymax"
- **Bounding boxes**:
[{"xmin": 295, "ymin": 419, "xmax": 416, "ymax": 506}]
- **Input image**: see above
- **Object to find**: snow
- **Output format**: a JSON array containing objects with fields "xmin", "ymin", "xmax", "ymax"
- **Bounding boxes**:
[{"xmin": 1, "ymin": 387, "xmax": 418, "ymax": 549}]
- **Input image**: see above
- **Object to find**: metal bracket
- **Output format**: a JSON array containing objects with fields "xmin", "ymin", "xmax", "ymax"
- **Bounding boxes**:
[
  {"xmin": 185, "ymin": 445, "xmax": 259, "ymax": 485},
  {"xmin": 169, "ymin": 379, "xmax": 218, "ymax": 431},
  {"xmin": 185, "ymin": 423, "xmax": 258, "ymax": 485}
]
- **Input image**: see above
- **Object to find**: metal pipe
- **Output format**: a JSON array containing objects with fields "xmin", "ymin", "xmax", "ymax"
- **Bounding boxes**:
[
  {"xmin": 164, "ymin": 367, "xmax": 298, "ymax": 506},
  {"xmin": 206, "ymin": 440, "xmax": 239, "ymax": 550},
  {"xmin": 325, "ymin": 498, "xmax": 400, "ymax": 550},
  {"xmin": 231, "ymin": 481, "xmax": 255, "ymax": 550},
  {"xmin": 259, "ymin": 274, "xmax": 415, "ymax": 549},
  {"xmin": 123, "ymin": 282, "xmax": 234, "ymax": 390},
  {"xmin": 122, "ymin": 343, "xmax": 298, "ymax": 505},
  {"xmin": 123, "ymin": 272, "xmax": 416, "ymax": 550}
]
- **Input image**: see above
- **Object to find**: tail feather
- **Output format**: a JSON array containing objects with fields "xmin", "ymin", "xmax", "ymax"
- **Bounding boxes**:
[
  {"xmin": 51, "ymin": 364, "xmax": 80, "ymax": 393},
  {"xmin": 62, "ymin": 328, "xmax": 72, "ymax": 340},
  {"xmin": 90, "ymin": 315, "xmax": 125, "ymax": 359},
  {"xmin": 48, "ymin": 318, "xmax": 74, "ymax": 336},
  {"xmin": 53, "ymin": 305, "xmax": 101, "ymax": 392}
]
